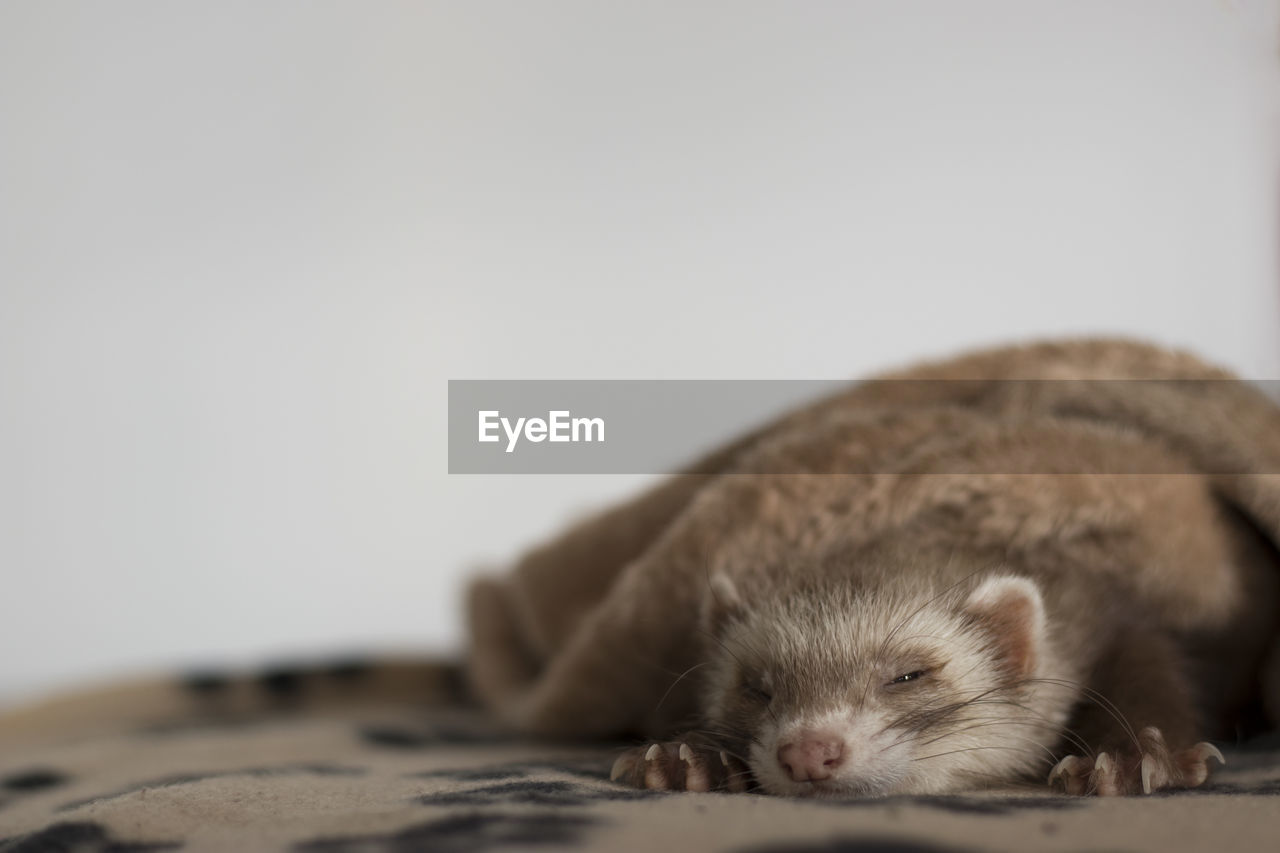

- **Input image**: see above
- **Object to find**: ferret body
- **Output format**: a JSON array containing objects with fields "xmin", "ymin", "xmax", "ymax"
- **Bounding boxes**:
[
  {"xmin": 601, "ymin": 424, "xmax": 1274, "ymax": 797},
  {"xmin": 467, "ymin": 340, "xmax": 1280, "ymax": 797}
]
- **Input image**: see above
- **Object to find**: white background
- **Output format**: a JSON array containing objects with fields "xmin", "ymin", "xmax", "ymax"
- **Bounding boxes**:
[{"xmin": 2, "ymin": 1, "xmax": 1277, "ymax": 702}]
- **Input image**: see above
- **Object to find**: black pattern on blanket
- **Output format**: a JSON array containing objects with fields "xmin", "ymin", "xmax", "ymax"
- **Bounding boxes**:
[{"xmin": 2, "ymin": 701, "xmax": 1279, "ymax": 853}]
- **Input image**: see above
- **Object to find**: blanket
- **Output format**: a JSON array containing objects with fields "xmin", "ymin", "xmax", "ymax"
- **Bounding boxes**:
[{"xmin": 1, "ymin": 678, "xmax": 1279, "ymax": 851}]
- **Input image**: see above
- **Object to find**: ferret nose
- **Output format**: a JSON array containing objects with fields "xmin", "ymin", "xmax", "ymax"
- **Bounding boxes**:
[{"xmin": 776, "ymin": 732, "xmax": 846, "ymax": 782}]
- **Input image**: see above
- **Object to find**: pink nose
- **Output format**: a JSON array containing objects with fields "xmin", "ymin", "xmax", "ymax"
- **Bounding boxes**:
[{"xmin": 776, "ymin": 731, "xmax": 846, "ymax": 782}]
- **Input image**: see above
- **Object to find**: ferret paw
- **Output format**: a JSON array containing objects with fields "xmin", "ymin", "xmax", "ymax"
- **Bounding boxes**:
[
  {"xmin": 609, "ymin": 741, "xmax": 751, "ymax": 793},
  {"xmin": 1048, "ymin": 727, "xmax": 1224, "ymax": 796}
]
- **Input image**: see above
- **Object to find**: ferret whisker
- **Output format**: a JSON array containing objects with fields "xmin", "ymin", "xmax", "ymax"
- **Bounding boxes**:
[
  {"xmin": 678, "ymin": 731, "xmax": 752, "ymax": 762},
  {"xmin": 619, "ymin": 648, "xmax": 689, "ymax": 680},
  {"xmin": 646, "ymin": 727, "xmax": 754, "ymax": 769},
  {"xmin": 973, "ymin": 706, "xmax": 1091, "ymax": 756},
  {"xmin": 940, "ymin": 684, "xmax": 1094, "ymax": 756},
  {"xmin": 1021, "ymin": 677, "xmax": 1140, "ymax": 752},
  {"xmin": 901, "ymin": 716, "xmax": 1069, "ymax": 749},
  {"xmin": 948, "ymin": 767, "xmax": 1047, "ymax": 789},
  {"xmin": 651, "ymin": 661, "xmax": 710, "ymax": 715},
  {"xmin": 901, "ymin": 724, "xmax": 1061, "ymax": 768},
  {"xmin": 696, "ymin": 627, "xmax": 750, "ymax": 675},
  {"xmin": 912, "ymin": 744, "xmax": 1052, "ymax": 767},
  {"xmin": 956, "ymin": 698, "xmax": 1092, "ymax": 756},
  {"xmin": 884, "ymin": 675, "xmax": 1085, "ymax": 758}
]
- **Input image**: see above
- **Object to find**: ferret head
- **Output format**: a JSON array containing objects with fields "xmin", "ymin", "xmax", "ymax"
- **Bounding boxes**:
[{"xmin": 699, "ymin": 568, "xmax": 1060, "ymax": 797}]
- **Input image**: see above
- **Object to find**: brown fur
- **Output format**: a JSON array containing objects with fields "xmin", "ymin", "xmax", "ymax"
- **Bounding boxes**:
[{"xmin": 466, "ymin": 338, "xmax": 1280, "ymax": 796}]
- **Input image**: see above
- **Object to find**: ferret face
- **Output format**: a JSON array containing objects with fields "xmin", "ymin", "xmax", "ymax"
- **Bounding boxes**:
[{"xmin": 700, "ymin": 572, "xmax": 1057, "ymax": 797}]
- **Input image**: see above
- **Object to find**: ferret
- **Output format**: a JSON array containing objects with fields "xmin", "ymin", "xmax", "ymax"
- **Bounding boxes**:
[
  {"xmin": 609, "ymin": 527, "xmax": 1269, "ymax": 798},
  {"xmin": 466, "ymin": 340, "xmax": 1280, "ymax": 798}
]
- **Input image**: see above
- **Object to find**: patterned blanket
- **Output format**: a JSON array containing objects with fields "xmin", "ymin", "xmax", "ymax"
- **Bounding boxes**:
[{"xmin": 2, "ymin": 689, "xmax": 1278, "ymax": 852}]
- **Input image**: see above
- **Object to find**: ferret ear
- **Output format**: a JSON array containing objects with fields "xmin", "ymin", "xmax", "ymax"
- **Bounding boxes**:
[
  {"xmin": 702, "ymin": 572, "xmax": 746, "ymax": 634},
  {"xmin": 962, "ymin": 575, "xmax": 1046, "ymax": 682}
]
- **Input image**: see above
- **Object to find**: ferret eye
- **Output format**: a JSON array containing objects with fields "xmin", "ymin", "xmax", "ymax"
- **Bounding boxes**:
[
  {"xmin": 744, "ymin": 682, "xmax": 773, "ymax": 703},
  {"xmin": 888, "ymin": 670, "xmax": 927, "ymax": 685}
]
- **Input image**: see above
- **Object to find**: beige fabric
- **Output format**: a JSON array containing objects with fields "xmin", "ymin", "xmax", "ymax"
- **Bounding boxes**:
[{"xmin": 1, "ymin": 699, "xmax": 1278, "ymax": 852}]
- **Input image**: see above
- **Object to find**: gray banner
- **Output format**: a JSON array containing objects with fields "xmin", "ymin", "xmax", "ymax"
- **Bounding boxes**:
[{"xmin": 447, "ymin": 379, "xmax": 1280, "ymax": 474}]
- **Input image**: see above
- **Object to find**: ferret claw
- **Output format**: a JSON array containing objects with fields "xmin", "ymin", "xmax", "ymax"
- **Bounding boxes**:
[
  {"xmin": 1049, "ymin": 755, "xmax": 1088, "ymax": 795},
  {"xmin": 1179, "ymin": 741, "xmax": 1225, "ymax": 786},
  {"xmin": 1049, "ymin": 728, "xmax": 1225, "ymax": 796},
  {"xmin": 680, "ymin": 742, "xmax": 712, "ymax": 791},
  {"xmin": 1091, "ymin": 752, "xmax": 1119, "ymax": 796},
  {"xmin": 1190, "ymin": 742, "xmax": 1225, "ymax": 766},
  {"xmin": 644, "ymin": 743, "xmax": 670, "ymax": 789},
  {"xmin": 1048, "ymin": 755, "xmax": 1076, "ymax": 783},
  {"xmin": 610, "ymin": 739, "xmax": 753, "ymax": 794},
  {"xmin": 1140, "ymin": 754, "xmax": 1162, "ymax": 795}
]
